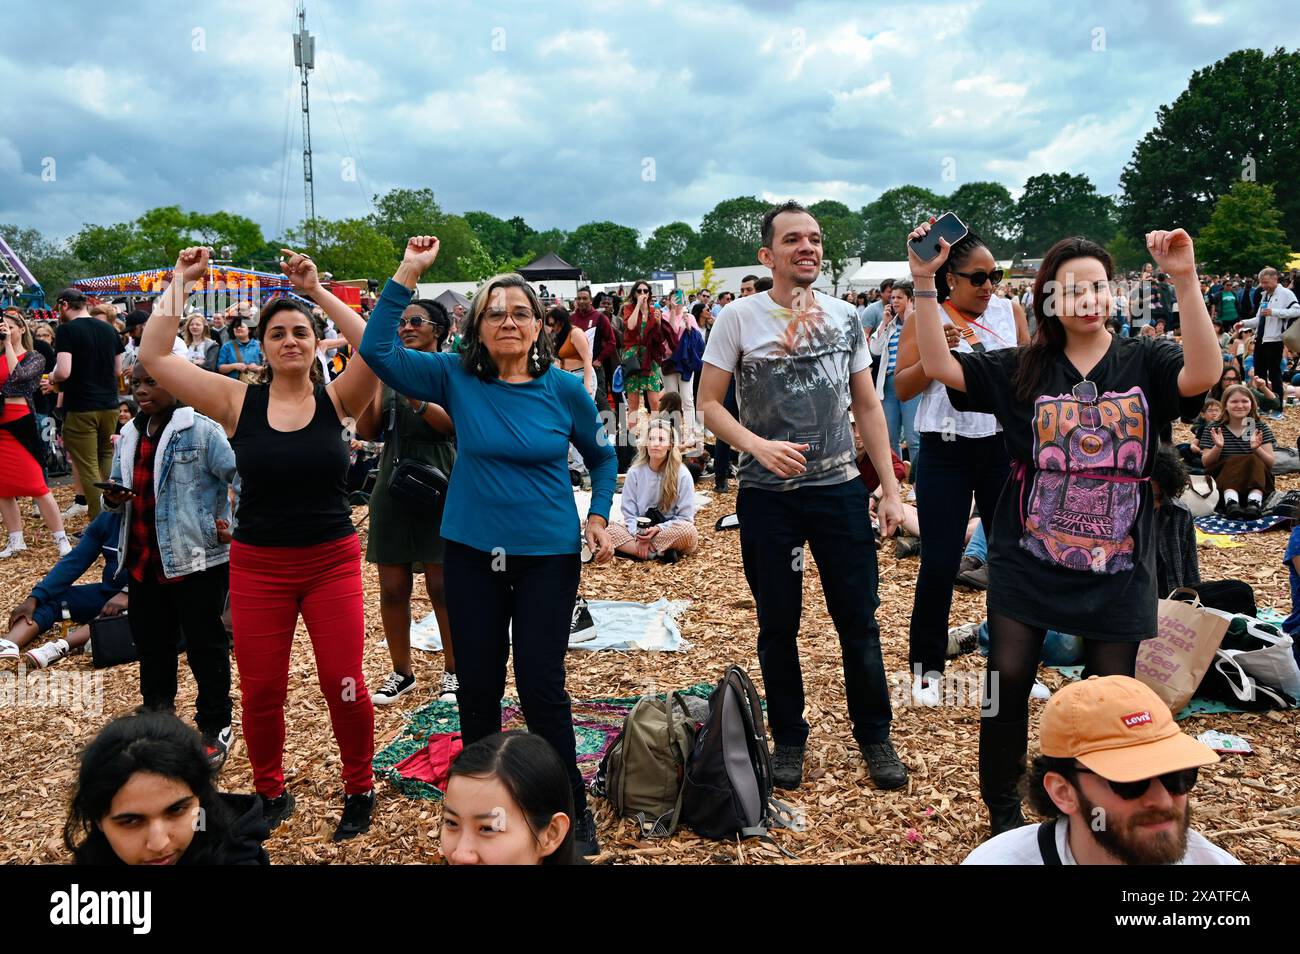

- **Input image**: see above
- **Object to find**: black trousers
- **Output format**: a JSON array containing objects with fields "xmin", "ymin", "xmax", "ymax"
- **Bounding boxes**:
[
  {"xmin": 132, "ymin": 562, "xmax": 232, "ymax": 736},
  {"xmin": 442, "ymin": 540, "xmax": 587, "ymax": 814},
  {"xmin": 1257, "ymin": 339, "xmax": 1285, "ymax": 399}
]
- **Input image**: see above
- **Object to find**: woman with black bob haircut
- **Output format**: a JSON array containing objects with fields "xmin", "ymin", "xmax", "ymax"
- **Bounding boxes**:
[
  {"xmin": 357, "ymin": 236, "xmax": 617, "ymax": 860},
  {"xmin": 65, "ymin": 710, "xmax": 269, "ymax": 865},
  {"xmin": 441, "ymin": 731, "xmax": 577, "ymax": 865},
  {"xmin": 911, "ymin": 223, "xmax": 1222, "ymax": 838}
]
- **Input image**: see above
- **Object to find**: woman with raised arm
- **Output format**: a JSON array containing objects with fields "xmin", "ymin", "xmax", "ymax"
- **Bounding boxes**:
[
  {"xmin": 138, "ymin": 245, "xmax": 382, "ymax": 845},
  {"xmin": 909, "ymin": 222, "xmax": 1221, "ymax": 839},
  {"xmin": 356, "ymin": 236, "xmax": 617, "ymax": 860}
]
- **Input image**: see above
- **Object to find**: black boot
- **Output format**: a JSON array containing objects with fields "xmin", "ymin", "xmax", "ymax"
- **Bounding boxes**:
[{"xmin": 979, "ymin": 717, "xmax": 1028, "ymax": 838}]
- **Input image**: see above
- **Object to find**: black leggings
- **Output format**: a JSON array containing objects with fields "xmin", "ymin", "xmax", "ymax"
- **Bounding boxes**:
[{"xmin": 983, "ymin": 612, "xmax": 1139, "ymax": 722}]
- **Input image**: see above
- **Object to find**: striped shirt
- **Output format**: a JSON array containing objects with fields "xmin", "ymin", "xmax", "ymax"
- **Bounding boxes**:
[
  {"xmin": 885, "ymin": 322, "xmax": 901, "ymax": 377},
  {"xmin": 1198, "ymin": 419, "xmax": 1276, "ymax": 457}
]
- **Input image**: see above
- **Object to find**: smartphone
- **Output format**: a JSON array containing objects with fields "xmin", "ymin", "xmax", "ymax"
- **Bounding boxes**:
[
  {"xmin": 93, "ymin": 481, "xmax": 136, "ymax": 497},
  {"xmin": 908, "ymin": 212, "xmax": 969, "ymax": 263}
]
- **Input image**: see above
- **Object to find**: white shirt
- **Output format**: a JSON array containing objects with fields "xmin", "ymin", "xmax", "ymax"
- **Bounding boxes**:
[
  {"xmin": 962, "ymin": 817, "xmax": 1241, "ymax": 865},
  {"xmin": 1242, "ymin": 285, "xmax": 1300, "ymax": 343},
  {"xmin": 913, "ymin": 295, "xmax": 1017, "ymax": 438},
  {"xmin": 124, "ymin": 335, "xmax": 188, "ymax": 363}
]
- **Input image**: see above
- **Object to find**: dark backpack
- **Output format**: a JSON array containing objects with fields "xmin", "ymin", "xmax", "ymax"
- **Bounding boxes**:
[{"xmin": 680, "ymin": 665, "xmax": 798, "ymax": 847}]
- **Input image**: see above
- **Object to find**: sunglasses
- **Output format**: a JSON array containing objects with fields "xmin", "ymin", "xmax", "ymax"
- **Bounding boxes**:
[
  {"xmin": 1072, "ymin": 380, "xmax": 1102, "ymax": 429},
  {"xmin": 636, "ymin": 289, "xmax": 650, "ymax": 296},
  {"xmin": 951, "ymin": 268, "xmax": 1004, "ymax": 286},
  {"xmin": 398, "ymin": 315, "xmax": 433, "ymax": 328},
  {"xmin": 1073, "ymin": 765, "xmax": 1199, "ymax": 800}
]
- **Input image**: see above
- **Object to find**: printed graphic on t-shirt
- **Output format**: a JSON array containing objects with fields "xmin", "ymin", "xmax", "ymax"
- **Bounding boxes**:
[
  {"xmin": 736, "ymin": 301, "xmax": 854, "ymax": 468},
  {"xmin": 1022, "ymin": 386, "xmax": 1148, "ymax": 573}
]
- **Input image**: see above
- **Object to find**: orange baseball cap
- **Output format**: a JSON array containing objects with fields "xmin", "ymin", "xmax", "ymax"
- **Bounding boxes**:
[{"xmin": 1039, "ymin": 676, "xmax": 1219, "ymax": 783}]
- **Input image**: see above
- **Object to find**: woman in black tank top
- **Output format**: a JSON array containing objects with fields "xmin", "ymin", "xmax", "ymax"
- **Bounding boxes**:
[{"xmin": 138, "ymin": 246, "xmax": 383, "ymax": 844}]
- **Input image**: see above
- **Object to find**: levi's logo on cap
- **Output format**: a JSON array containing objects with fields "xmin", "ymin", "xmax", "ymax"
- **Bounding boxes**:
[{"xmin": 1122, "ymin": 710, "xmax": 1152, "ymax": 728}]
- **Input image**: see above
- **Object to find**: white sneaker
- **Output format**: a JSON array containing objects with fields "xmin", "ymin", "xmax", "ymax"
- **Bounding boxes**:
[
  {"xmin": 372, "ymin": 670, "xmax": 415, "ymax": 705},
  {"xmin": 57, "ymin": 538, "xmax": 73, "ymax": 557},
  {"xmin": 0, "ymin": 542, "xmax": 27, "ymax": 558},
  {"xmin": 24, "ymin": 639, "xmax": 69, "ymax": 669},
  {"xmin": 911, "ymin": 676, "xmax": 942, "ymax": 707},
  {"xmin": 439, "ymin": 671, "xmax": 459, "ymax": 702},
  {"xmin": 62, "ymin": 502, "xmax": 88, "ymax": 519},
  {"xmin": 0, "ymin": 639, "xmax": 19, "ymax": 660},
  {"xmin": 1030, "ymin": 680, "xmax": 1052, "ymax": 701}
]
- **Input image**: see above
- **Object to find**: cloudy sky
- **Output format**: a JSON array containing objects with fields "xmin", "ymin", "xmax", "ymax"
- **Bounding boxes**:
[{"xmin": 2, "ymin": 0, "xmax": 1296, "ymax": 242}]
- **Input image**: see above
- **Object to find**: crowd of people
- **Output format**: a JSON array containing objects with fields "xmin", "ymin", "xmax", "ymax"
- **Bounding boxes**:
[{"xmin": 4, "ymin": 197, "xmax": 1297, "ymax": 867}]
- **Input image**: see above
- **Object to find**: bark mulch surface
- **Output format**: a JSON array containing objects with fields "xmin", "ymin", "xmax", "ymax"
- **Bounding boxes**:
[{"xmin": 2, "ymin": 417, "xmax": 1298, "ymax": 865}]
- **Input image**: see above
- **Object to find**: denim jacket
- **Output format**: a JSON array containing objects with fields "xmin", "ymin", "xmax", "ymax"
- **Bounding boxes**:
[{"xmin": 105, "ymin": 406, "xmax": 237, "ymax": 579}]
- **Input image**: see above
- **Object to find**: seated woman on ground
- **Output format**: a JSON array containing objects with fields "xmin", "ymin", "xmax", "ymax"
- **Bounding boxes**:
[
  {"xmin": 65, "ymin": 710, "xmax": 270, "ymax": 865},
  {"xmin": 609, "ymin": 416, "xmax": 699, "ymax": 563},
  {"xmin": 441, "ymin": 731, "xmax": 576, "ymax": 866},
  {"xmin": 1198, "ymin": 384, "xmax": 1276, "ymax": 520}
]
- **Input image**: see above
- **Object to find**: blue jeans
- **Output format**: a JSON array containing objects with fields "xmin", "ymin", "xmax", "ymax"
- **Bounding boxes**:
[
  {"xmin": 736, "ymin": 480, "xmax": 892, "ymax": 747},
  {"xmin": 977, "ymin": 622, "xmax": 1083, "ymax": 666},
  {"xmin": 909, "ymin": 433, "xmax": 1009, "ymax": 675},
  {"xmin": 963, "ymin": 523, "xmax": 988, "ymax": 563},
  {"xmin": 881, "ymin": 372, "xmax": 922, "ymax": 473}
]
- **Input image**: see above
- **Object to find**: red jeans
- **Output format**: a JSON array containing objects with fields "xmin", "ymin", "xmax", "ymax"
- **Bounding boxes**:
[{"xmin": 230, "ymin": 534, "xmax": 374, "ymax": 796}]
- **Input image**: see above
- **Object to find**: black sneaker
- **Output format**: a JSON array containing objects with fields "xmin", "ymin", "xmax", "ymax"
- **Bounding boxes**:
[
  {"xmin": 955, "ymin": 561, "xmax": 989, "ymax": 591},
  {"xmin": 202, "ymin": 725, "xmax": 233, "ymax": 773},
  {"xmin": 894, "ymin": 534, "xmax": 921, "ymax": 559},
  {"xmin": 771, "ymin": 743, "xmax": 806, "ymax": 790},
  {"xmin": 332, "ymin": 790, "xmax": 375, "ymax": 842},
  {"xmin": 372, "ymin": 670, "xmax": 416, "ymax": 706},
  {"xmin": 1224, "ymin": 501, "xmax": 1246, "ymax": 520},
  {"xmin": 260, "ymin": 791, "xmax": 297, "ymax": 830},
  {"xmin": 656, "ymin": 548, "xmax": 680, "ymax": 565},
  {"xmin": 862, "ymin": 740, "xmax": 908, "ymax": 790},
  {"xmin": 569, "ymin": 597, "xmax": 597, "ymax": 645},
  {"xmin": 1243, "ymin": 501, "xmax": 1263, "ymax": 521},
  {"xmin": 574, "ymin": 808, "xmax": 600, "ymax": 859}
]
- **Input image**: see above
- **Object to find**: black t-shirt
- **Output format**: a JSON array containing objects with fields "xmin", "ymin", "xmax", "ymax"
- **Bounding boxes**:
[
  {"xmin": 54, "ymin": 316, "xmax": 125, "ymax": 412},
  {"xmin": 949, "ymin": 335, "xmax": 1185, "ymax": 641},
  {"xmin": 31, "ymin": 340, "xmax": 56, "ymax": 415}
]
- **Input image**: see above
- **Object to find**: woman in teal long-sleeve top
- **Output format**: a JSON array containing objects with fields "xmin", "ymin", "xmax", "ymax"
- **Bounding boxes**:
[{"xmin": 358, "ymin": 235, "xmax": 616, "ymax": 859}]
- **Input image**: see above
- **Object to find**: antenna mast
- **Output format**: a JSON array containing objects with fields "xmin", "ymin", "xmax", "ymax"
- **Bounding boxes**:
[{"xmin": 292, "ymin": 2, "xmax": 317, "ymax": 246}]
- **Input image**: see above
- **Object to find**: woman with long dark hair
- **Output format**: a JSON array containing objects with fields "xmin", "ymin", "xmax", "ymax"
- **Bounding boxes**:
[
  {"xmin": 620, "ymin": 280, "xmax": 666, "ymax": 417},
  {"xmin": 65, "ymin": 710, "xmax": 269, "ymax": 865},
  {"xmin": 892, "ymin": 234, "xmax": 1028, "ymax": 703},
  {"xmin": 545, "ymin": 306, "xmax": 596, "ymax": 398},
  {"xmin": 358, "ymin": 297, "xmax": 459, "ymax": 705},
  {"xmin": 911, "ymin": 223, "xmax": 1221, "ymax": 837},
  {"xmin": 139, "ymin": 245, "xmax": 383, "ymax": 844},
  {"xmin": 0, "ymin": 310, "xmax": 71, "ymax": 558},
  {"xmin": 441, "ymin": 731, "xmax": 577, "ymax": 865},
  {"xmin": 357, "ymin": 236, "xmax": 617, "ymax": 859}
]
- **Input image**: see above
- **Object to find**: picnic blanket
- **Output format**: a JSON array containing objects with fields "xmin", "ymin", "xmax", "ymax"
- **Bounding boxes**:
[
  {"xmin": 374, "ymin": 685, "xmax": 715, "ymax": 801},
  {"xmin": 1194, "ymin": 514, "xmax": 1291, "ymax": 536},
  {"xmin": 409, "ymin": 598, "xmax": 691, "ymax": 653}
]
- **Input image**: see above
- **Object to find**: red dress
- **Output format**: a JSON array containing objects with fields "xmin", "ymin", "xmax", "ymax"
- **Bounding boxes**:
[{"xmin": 0, "ymin": 350, "xmax": 50, "ymax": 497}]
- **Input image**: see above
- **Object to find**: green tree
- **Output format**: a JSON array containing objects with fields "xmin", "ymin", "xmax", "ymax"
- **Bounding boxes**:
[
  {"xmin": 188, "ymin": 211, "xmax": 268, "ymax": 265},
  {"xmin": 807, "ymin": 200, "xmax": 862, "ymax": 291},
  {"xmin": 560, "ymin": 221, "xmax": 642, "ymax": 282},
  {"xmin": 464, "ymin": 211, "xmax": 518, "ymax": 263},
  {"xmin": 287, "ymin": 218, "xmax": 398, "ymax": 282},
  {"xmin": 0, "ymin": 224, "xmax": 86, "ymax": 297},
  {"xmin": 947, "ymin": 181, "xmax": 1018, "ymax": 258},
  {"xmin": 1197, "ymin": 181, "xmax": 1294, "ymax": 275},
  {"xmin": 860, "ymin": 186, "xmax": 944, "ymax": 260},
  {"xmin": 1105, "ymin": 230, "xmax": 1149, "ymax": 273},
  {"xmin": 698, "ymin": 196, "xmax": 768, "ymax": 267},
  {"xmin": 70, "ymin": 222, "xmax": 141, "ymax": 275},
  {"xmin": 128, "ymin": 206, "xmax": 191, "ymax": 265},
  {"xmin": 1015, "ymin": 173, "xmax": 1116, "ymax": 256},
  {"xmin": 641, "ymin": 221, "xmax": 698, "ymax": 272},
  {"xmin": 522, "ymin": 227, "xmax": 567, "ymax": 260},
  {"xmin": 1119, "ymin": 49, "xmax": 1300, "ymax": 247}
]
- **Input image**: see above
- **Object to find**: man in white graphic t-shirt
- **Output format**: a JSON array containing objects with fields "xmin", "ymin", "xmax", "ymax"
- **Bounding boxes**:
[{"xmin": 698, "ymin": 200, "xmax": 908, "ymax": 793}]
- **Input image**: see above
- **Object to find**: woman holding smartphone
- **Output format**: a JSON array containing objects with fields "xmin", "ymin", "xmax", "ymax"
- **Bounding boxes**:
[
  {"xmin": 910, "ymin": 221, "xmax": 1221, "ymax": 837},
  {"xmin": 867, "ymin": 284, "xmax": 926, "ymax": 475},
  {"xmin": 620, "ymin": 280, "xmax": 666, "ymax": 417},
  {"xmin": 892, "ymin": 229, "xmax": 1028, "ymax": 704}
]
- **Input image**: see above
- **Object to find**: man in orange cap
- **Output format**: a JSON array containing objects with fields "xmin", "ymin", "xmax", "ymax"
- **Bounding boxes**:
[{"xmin": 963, "ymin": 676, "xmax": 1239, "ymax": 864}]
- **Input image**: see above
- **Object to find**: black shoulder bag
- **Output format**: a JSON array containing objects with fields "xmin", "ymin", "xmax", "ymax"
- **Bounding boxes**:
[{"xmin": 385, "ymin": 401, "xmax": 449, "ymax": 510}]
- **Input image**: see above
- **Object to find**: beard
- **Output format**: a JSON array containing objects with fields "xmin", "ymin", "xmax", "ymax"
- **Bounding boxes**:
[{"xmin": 1078, "ymin": 791, "xmax": 1191, "ymax": 865}]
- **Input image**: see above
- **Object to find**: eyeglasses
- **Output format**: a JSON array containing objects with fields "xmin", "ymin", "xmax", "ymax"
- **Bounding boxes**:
[
  {"xmin": 482, "ymin": 309, "xmax": 537, "ymax": 326},
  {"xmin": 1072, "ymin": 380, "xmax": 1102, "ymax": 429},
  {"xmin": 1073, "ymin": 766, "xmax": 1199, "ymax": 800},
  {"xmin": 951, "ymin": 269, "xmax": 1004, "ymax": 287},
  {"xmin": 398, "ymin": 316, "xmax": 431, "ymax": 328}
]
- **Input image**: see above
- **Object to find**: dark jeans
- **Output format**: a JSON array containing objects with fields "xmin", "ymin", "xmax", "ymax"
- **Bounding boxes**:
[
  {"xmin": 1258, "ymin": 339, "xmax": 1284, "ymax": 399},
  {"xmin": 442, "ymin": 540, "xmax": 587, "ymax": 814},
  {"xmin": 592, "ymin": 365, "xmax": 608, "ymax": 416},
  {"xmin": 713, "ymin": 379, "xmax": 739, "ymax": 488},
  {"xmin": 910, "ymin": 433, "xmax": 1009, "ymax": 676},
  {"xmin": 132, "ymin": 562, "xmax": 232, "ymax": 736},
  {"xmin": 736, "ymin": 479, "xmax": 892, "ymax": 747},
  {"xmin": 33, "ymin": 582, "xmax": 120, "ymax": 632}
]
